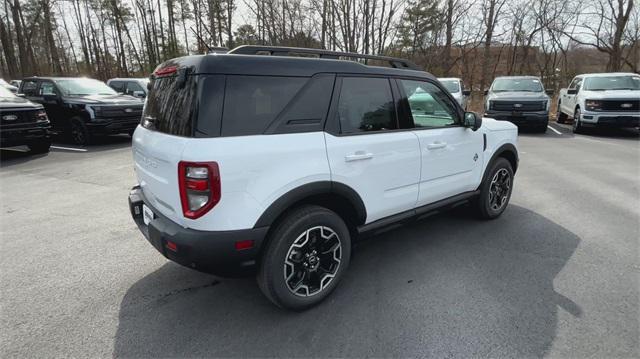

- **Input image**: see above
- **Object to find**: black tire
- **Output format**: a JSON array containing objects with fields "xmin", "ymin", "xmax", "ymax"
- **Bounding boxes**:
[
  {"xmin": 474, "ymin": 157, "xmax": 514, "ymax": 220},
  {"xmin": 257, "ymin": 205, "xmax": 351, "ymax": 310},
  {"xmin": 556, "ymin": 103, "xmax": 568, "ymax": 123},
  {"xmin": 537, "ymin": 122, "xmax": 548, "ymax": 133},
  {"xmin": 70, "ymin": 118, "xmax": 92, "ymax": 146},
  {"xmin": 27, "ymin": 139, "xmax": 51, "ymax": 154},
  {"xmin": 572, "ymin": 108, "xmax": 583, "ymax": 134}
]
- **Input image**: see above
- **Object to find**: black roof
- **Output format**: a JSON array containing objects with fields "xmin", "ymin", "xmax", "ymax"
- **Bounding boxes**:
[{"xmin": 156, "ymin": 50, "xmax": 434, "ymax": 80}]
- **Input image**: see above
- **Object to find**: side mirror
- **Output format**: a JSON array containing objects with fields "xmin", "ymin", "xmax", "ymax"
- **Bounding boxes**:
[
  {"xmin": 463, "ymin": 112, "xmax": 482, "ymax": 131},
  {"xmin": 462, "ymin": 90, "xmax": 471, "ymax": 96},
  {"xmin": 132, "ymin": 90, "xmax": 146, "ymax": 98},
  {"xmin": 567, "ymin": 89, "xmax": 577, "ymax": 95},
  {"xmin": 483, "ymin": 89, "xmax": 489, "ymax": 96},
  {"xmin": 546, "ymin": 89, "xmax": 554, "ymax": 95}
]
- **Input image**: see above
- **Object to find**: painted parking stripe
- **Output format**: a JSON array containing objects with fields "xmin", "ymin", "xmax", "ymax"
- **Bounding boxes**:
[
  {"xmin": 50, "ymin": 146, "xmax": 88, "ymax": 152},
  {"xmin": 547, "ymin": 126, "xmax": 563, "ymax": 135}
]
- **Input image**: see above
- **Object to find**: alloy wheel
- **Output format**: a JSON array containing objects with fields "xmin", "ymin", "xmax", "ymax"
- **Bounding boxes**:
[
  {"xmin": 488, "ymin": 168, "xmax": 511, "ymax": 211},
  {"xmin": 284, "ymin": 226, "xmax": 342, "ymax": 297}
]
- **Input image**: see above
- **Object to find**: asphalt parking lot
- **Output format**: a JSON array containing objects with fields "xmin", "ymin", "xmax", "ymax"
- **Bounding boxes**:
[{"xmin": 1, "ymin": 125, "xmax": 638, "ymax": 358}]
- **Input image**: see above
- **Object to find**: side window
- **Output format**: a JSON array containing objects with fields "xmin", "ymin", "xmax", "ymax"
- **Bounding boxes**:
[
  {"xmin": 337, "ymin": 77, "xmax": 396, "ymax": 134},
  {"xmin": 221, "ymin": 75, "xmax": 307, "ymax": 136},
  {"xmin": 39, "ymin": 82, "xmax": 56, "ymax": 96},
  {"xmin": 125, "ymin": 81, "xmax": 144, "ymax": 95},
  {"xmin": 575, "ymin": 78, "xmax": 583, "ymax": 92},
  {"xmin": 400, "ymin": 79, "xmax": 458, "ymax": 128},
  {"xmin": 21, "ymin": 80, "xmax": 39, "ymax": 96},
  {"xmin": 109, "ymin": 81, "xmax": 124, "ymax": 93}
]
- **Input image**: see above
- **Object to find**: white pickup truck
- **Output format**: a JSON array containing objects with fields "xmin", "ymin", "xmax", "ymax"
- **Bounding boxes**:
[{"xmin": 557, "ymin": 72, "xmax": 640, "ymax": 133}]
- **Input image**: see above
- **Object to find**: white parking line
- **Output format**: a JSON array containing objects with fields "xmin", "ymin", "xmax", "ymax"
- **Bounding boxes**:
[
  {"xmin": 50, "ymin": 146, "xmax": 88, "ymax": 152},
  {"xmin": 547, "ymin": 126, "xmax": 563, "ymax": 135}
]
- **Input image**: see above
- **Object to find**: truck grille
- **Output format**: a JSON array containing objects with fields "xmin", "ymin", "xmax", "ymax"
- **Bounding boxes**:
[
  {"xmin": 0, "ymin": 109, "xmax": 40, "ymax": 125},
  {"xmin": 600, "ymin": 100, "xmax": 639, "ymax": 112},
  {"xmin": 96, "ymin": 105, "xmax": 143, "ymax": 118},
  {"xmin": 491, "ymin": 100, "xmax": 545, "ymax": 112}
]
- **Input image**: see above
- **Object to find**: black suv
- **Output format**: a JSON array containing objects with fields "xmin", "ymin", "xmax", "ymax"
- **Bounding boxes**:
[
  {"xmin": 0, "ymin": 85, "xmax": 51, "ymax": 153},
  {"xmin": 19, "ymin": 77, "xmax": 144, "ymax": 145}
]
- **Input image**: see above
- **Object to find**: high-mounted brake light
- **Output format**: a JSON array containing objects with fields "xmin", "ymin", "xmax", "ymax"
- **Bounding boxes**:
[
  {"xmin": 178, "ymin": 161, "xmax": 221, "ymax": 219},
  {"xmin": 154, "ymin": 65, "xmax": 178, "ymax": 76}
]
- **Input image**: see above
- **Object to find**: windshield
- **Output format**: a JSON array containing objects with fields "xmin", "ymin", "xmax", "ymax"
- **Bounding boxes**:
[
  {"xmin": 55, "ymin": 78, "xmax": 117, "ymax": 96},
  {"xmin": 491, "ymin": 78, "xmax": 543, "ymax": 92},
  {"xmin": 584, "ymin": 76, "xmax": 640, "ymax": 91},
  {"xmin": 440, "ymin": 80, "xmax": 460, "ymax": 93},
  {"xmin": 0, "ymin": 85, "xmax": 16, "ymax": 98}
]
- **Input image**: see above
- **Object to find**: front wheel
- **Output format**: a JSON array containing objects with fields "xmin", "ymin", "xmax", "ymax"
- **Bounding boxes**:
[
  {"xmin": 257, "ymin": 205, "xmax": 351, "ymax": 310},
  {"xmin": 474, "ymin": 158, "xmax": 514, "ymax": 219},
  {"xmin": 572, "ymin": 108, "xmax": 583, "ymax": 133},
  {"xmin": 70, "ymin": 118, "xmax": 92, "ymax": 146},
  {"xmin": 28, "ymin": 139, "xmax": 51, "ymax": 154}
]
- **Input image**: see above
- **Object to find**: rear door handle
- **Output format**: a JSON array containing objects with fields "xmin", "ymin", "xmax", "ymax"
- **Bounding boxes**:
[
  {"xmin": 345, "ymin": 151, "xmax": 374, "ymax": 162},
  {"xmin": 426, "ymin": 142, "xmax": 447, "ymax": 150}
]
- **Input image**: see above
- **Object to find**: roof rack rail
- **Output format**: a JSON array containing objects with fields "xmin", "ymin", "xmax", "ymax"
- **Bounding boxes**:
[{"xmin": 228, "ymin": 45, "xmax": 421, "ymax": 71}]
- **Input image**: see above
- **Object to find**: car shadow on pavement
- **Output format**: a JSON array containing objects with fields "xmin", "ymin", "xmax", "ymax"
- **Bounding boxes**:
[
  {"xmin": 113, "ymin": 204, "xmax": 581, "ymax": 358},
  {"xmin": 0, "ymin": 148, "xmax": 48, "ymax": 167}
]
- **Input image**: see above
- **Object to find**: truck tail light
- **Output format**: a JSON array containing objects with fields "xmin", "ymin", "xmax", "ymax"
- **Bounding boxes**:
[{"xmin": 178, "ymin": 161, "xmax": 221, "ymax": 219}]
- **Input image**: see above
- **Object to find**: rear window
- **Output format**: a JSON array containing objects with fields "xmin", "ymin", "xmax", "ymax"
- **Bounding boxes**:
[
  {"xmin": 143, "ymin": 73, "xmax": 198, "ymax": 136},
  {"xmin": 221, "ymin": 76, "xmax": 307, "ymax": 136}
]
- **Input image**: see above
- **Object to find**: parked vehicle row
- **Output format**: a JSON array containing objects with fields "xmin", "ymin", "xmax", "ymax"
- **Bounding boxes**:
[
  {"xmin": 128, "ymin": 46, "xmax": 519, "ymax": 310},
  {"xmin": 557, "ymin": 73, "xmax": 639, "ymax": 133}
]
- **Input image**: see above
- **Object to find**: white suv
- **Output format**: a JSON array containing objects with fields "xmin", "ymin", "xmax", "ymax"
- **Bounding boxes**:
[{"xmin": 128, "ymin": 46, "xmax": 519, "ymax": 310}]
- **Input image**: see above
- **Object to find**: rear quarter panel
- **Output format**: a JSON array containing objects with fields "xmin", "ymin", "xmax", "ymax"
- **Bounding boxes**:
[{"xmin": 180, "ymin": 132, "xmax": 330, "ymax": 231}]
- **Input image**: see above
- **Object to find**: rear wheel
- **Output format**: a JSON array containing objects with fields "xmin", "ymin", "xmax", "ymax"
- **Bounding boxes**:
[
  {"xmin": 70, "ymin": 118, "xmax": 92, "ymax": 146},
  {"xmin": 27, "ymin": 139, "xmax": 51, "ymax": 154},
  {"xmin": 257, "ymin": 205, "xmax": 351, "ymax": 310},
  {"xmin": 474, "ymin": 158, "xmax": 514, "ymax": 219},
  {"xmin": 556, "ymin": 103, "xmax": 568, "ymax": 123}
]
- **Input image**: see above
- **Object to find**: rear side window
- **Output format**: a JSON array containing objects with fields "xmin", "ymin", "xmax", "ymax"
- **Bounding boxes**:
[
  {"xmin": 21, "ymin": 80, "xmax": 38, "ymax": 96},
  {"xmin": 221, "ymin": 76, "xmax": 307, "ymax": 136},
  {"xmin": 337, "ymin": 77, "xmax": 396, "ymax": 134},
  {"xmin": 143, "ymin": 73, "xmax": 198, "ymax": 136},
  {"xmin": 109, "ymin": 81, "xmax": 124, "ymax": 93}
]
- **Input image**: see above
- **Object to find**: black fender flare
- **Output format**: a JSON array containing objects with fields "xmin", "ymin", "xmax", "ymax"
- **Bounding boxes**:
[
  {"xmin": 480, "ymin": 143, "xmax": 519, "ymax": 186},
  {"xmin": 253, "ymin": 181, "xmax": 367, "ymax": 228}
]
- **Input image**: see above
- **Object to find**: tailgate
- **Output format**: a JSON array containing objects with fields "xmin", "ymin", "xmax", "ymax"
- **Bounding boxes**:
[{"xmin": 132, "ymin": 126, "xmax": 188, "ymax": 225}]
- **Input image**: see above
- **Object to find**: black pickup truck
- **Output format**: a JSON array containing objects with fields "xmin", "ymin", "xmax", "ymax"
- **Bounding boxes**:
[
  {"xmin": 0, "ymin": 85, "xmax": 51, "ymax": 153},
  {"xmin": 484, "ymin": 76, "xmax": 553, "ymax": 133},
  {"xmin": 19, "ymin": 77, "xmax": 143, "ymax": 145}
]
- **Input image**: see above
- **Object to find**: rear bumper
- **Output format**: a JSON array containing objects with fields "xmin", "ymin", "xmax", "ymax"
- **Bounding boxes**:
[
  {"xmin": 128, "ymin": 186, "xmax": 269, "ymax": 277},
  {"xmin": 0, "ymin": 125, "xmax": 50, "ymax": 147},
  {"xmin": 579, "ymin": 111, "xmax": 640, "ymax": 128},
  {"xmin": 87, "ymin": 117, "xmax": 140, "ymax": 134},
  {"xmin": 485, "ymin": 111, "xmax": 549, "ymax": 127}
]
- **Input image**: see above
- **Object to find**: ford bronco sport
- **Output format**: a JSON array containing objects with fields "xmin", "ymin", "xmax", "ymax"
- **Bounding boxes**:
[{"xmin": 128, "ymin": 46, "xmax": 519, "ymax": 310}]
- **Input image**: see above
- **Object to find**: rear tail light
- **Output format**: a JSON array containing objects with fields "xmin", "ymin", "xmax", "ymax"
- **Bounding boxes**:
[{"xmin": 178, "ymin": 161, "xmax": 221, "ymax": 219}]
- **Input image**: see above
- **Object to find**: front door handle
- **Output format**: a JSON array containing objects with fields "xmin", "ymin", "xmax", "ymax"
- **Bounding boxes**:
[
  {"xmin": 345, "ymin": 151, "xmax": 374, "ymax": 162},
  {"xmin": 426, "ymin": 142, "xmax": 447, "ymax": 150}
]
